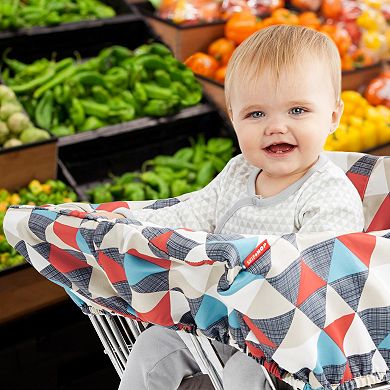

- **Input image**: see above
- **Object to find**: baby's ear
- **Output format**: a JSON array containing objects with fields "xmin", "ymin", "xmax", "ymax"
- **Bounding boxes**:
[{"xmin": 330, "ymin": 100, "xmax": 344, "ymax": 133}]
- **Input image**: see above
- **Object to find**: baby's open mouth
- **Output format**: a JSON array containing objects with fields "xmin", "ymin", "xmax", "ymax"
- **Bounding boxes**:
[{"xmin": 265, "ymin": 143, "xmax": 296, "ymax": 154}]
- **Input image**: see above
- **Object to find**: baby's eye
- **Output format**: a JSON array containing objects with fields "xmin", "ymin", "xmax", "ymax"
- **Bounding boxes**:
[
  {"xmin": 289, "ymin": 107, "xmax": 306, "ymax": 115},
  {"xmin": 249, "ymin": 111, "xmax": 265, "ymax": 119}
]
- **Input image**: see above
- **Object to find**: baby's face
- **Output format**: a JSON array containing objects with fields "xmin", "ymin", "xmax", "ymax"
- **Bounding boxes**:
[{"xmin": 229, "ymin": 59, "xmax": 343, "ymax": 179}]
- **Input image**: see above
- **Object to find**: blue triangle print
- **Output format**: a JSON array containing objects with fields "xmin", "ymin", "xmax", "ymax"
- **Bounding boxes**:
[
  {"xmin": 195, "ymin": 294, "xmax": 227, "ymax": 330},
  {"xmin": 219, "ymin": 270, "xmax": 263, "ymax": 296},
  {"xmin": 124, "ymin": 253, "xmax": 167, "ymax": 285},
  {"xmin": 328, "ymin": 239, "xmax": 368, "ymax": 283},
  {"xmin": 314, "ymin": 330, "xmax": 346, "ymax": 374},
  {"xmin": 230, "ymin": 236, "xmax": 260, "ymax": 265},
  {"xmin": 379, "ymin": 333, "xmax": 390, "ymax": 349}
]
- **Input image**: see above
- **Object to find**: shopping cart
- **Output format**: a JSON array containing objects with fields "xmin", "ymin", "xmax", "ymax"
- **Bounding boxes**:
[{"xmin": 4, "ymin": 151, "xmax": 390, "ymax": 390}]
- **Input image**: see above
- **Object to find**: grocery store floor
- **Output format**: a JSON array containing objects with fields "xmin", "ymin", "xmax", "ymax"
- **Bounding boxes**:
[{"xmin": 0, "ymin": 299, "xmax": 119, "ymax": 390}]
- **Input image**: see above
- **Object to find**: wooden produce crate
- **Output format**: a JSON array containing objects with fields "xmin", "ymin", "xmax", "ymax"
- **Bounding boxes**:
[
  {"xmin": 0, "ymin": 139, "xmax": 57, "ymax": 192},
  {"xmin": 131, "ymin": 2, "xmax": 225, "ymax": 61},
  {"xmin": 342, "ymin": 63, "xmax": 384, "ymax": 92},
  {"xmin": 0, "ymin": 266, "xmax": 67, "ymax": 324}
]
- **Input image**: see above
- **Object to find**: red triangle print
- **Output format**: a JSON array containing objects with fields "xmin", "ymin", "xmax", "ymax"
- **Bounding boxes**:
[
  {"xmin": 367, "ymin": 195, "xmax": 390, "ymax": 232},
  {"xmin": 96, "ymin": 201, "xmax": 129, "ymax": 212},
  {"xmin": 340, "ymin": 362, "xmax": 353, "ymax": 383},
  {"xmin": 127, "ymin": 249, "xmax": 171, "ymax": 270},
  {"xmin": 346, "ymin": 172, "xmax": 369, "ymax": 200},
  {"xmin": 53, "ymin": 221, "xmax": 79, "ymax": 250},
  {"xmin": 243, "ymin": 315, "xmax": 276, "ymax": 348},
  {"xmin": 136, "ymin": 291, "xmax": 174, "ymax": 327},
  {"xmin": 324, "ymin": 313, "xmax": 355, "ymax": 351},
  {"xmin": 296, "ymin": 261, "xmax": 327, "ymax": 306},
  {"xmin": 150, "ymin": 231, "xmax": 174, "ymax": 254},
  {"xmin": 98, "ymin": 252, "xmax": 126, "ymax": 283},
  {"xmin": 338, "ymin": 233, "xmax": 376, "ymax": 268},
  {"xmin": 245, "ymin": 341, "xmax": 265, "ymax": 359},
  {"xmin": 49, "ymin": 245, "xmax": 90, "ymax": 273}
]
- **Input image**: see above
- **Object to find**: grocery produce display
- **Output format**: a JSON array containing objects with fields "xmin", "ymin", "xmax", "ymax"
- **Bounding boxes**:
[
  {"xmin": 1, "ymin": 43, "xmax": 203, "ymax": 137},
  {"xmin": 87, "ymin": 135, "xmax": 234, "ymax": 203},
  {"xmin": 325, "ymin": 90, "xmax": 390, "ymax": 152},
  {"xmin": 0, "ymin": 84, "xmax": 51, "ymax": 148},
  {"xmin": 184, "ymin": 1, "xmax": 390, "ymax": 82},
  {"xmin": 0, "ymin": 0, "xmax": 116, "ymax": 31},
  {"xmin": 0, "ymin": 179, "xmax": 78, "ymax": 271}
]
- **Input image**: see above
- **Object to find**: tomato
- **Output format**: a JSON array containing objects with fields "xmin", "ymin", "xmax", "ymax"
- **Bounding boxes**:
[
  {"xmin": 364, "ymin": 72, "xmax": 390, "ymax": 107},
  {"xmin": 214, "ymin": 66, "xmax": 227, "ymax": 84},
  {"xmin": 207, "ymin": 38, "xmax": 236, "ymax": 66},
  {"xmin": 321, "ymin": 0, "xmax": 342, "ymax": 20},
  {"xmin": 184, "ymin": 52, "xmax": 219, "ymax": 78},
  {"xmin": 224, "ymin": 11, "xmax": 259, "ymax": 45}
]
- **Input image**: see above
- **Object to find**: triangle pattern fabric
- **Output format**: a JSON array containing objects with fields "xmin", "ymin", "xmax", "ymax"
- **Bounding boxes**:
[
  {"xmin": 301, "ymin": 238, "xmax": 334, "ymax": 282},
  {"xmin": 367, "ymin": 195, "xmax": 390, "ymax": 232},
  {"xmin": 324, "ymin": 313, "xmax": 355, "ymax": 352},
  {"xmin": 330, "ymin": 270, "xmax": 369, "ymax": 312},
  {"xmin": 150, "ymin": 230, "xmax": 174, "ymax": 254},
  {"xmin": 299, "ymin": 285, "xmax": 327, "ymax": 328},
  {"xmin": 337, "ymin": 233, "xmax": 376, "ymax": 268},
  {"xmin": 248, "ymin": 309, "xmax": 296, "ymax": 348},
  {"xmin": 328, "ymin": 239, "xmax": 368, "ymax": 283},
  {"xmin": 296, "ymin": 261, "xmax": 327, "ymax": 306}
]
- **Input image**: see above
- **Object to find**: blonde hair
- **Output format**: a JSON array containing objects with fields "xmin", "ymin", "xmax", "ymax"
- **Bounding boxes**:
[{"xmin": 225, "ymin": 25, "xmax": 341, "ymax": 112}]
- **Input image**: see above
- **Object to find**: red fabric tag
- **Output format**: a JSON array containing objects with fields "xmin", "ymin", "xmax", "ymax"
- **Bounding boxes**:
[{"xmin": 243, "ymin": 239, "xmax": 270, "ymax": 268}]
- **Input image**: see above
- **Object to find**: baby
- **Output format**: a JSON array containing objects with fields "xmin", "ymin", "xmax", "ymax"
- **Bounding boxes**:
[{"xmin": 101, "ymin": 25, "xmax": 364, "ymax": 390}]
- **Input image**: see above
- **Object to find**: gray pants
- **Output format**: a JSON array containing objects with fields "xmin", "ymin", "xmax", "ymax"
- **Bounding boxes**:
[{"xmin": 118, "ymin": 325, "xmax": 281, "ymax": 390}]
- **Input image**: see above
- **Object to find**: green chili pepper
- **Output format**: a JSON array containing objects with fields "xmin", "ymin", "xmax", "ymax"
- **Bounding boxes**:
[
  {"xmin": 174, "ymin": 147, "xmax": 194, "ymax": 162},
  {"xmin": 153, "ymin": 156, "xmax": 196, "ymax": 171},
  {"xmin": 2, "ymin": 48, "xmax": 27, "ymax": 73},
  {"xmin": 79, "ymin": 99, "xmax": 109, "ymax": 119},
  {"xmin": 133, "ymin": 82, "xmax": 148, "ymax": 104},
  {"xmin": 79, "ymin": 116, "xmax": 106, "ymax": 132},
  {"xmin": 33, "ymin": 61, "xmax": 76, "ymax": 99},
  {"xmin": 69, "ymin": 98, "xmax": 85, "ymax": 127},
  {"xmin": 144, "ymin": 185, "xmax": 160, "ymax": 200},
  {"xmin": 114, "ymin": 172, "xmax": 139, "ymax": 186},
  {"xmin": 154, "ymin": 69, "xmax": 171, "ymax": 88},
  {"xmin": 196, "ymin": 161, "xmax": 216, "ymax": 187},
  {"xmin": 149, "ymin": 43, "xmax": 172, "ymax": 57},
  {"xmin": 35, "ymin": 90, "xmax": 53, "ymax": 129},
  {"xmin": 51, "ymin": 125, "xmax": 75, "ymax": 137},
  {"xmin": 92, "ymin": 85, "xmax": 110, "ymax": 103},
  {"xmin": 92, "ymin": 189, "xmax": 113, "ymax": 204},
  {"xmin": 142, "ymin": 83, "xmax": 174, "ymax": 100},
  {"xmin": 111, "ymin": 46, "xmax": 132, "ymax": 62},
  {"xmin": 207, "ymin": 155, "xmax": 227, "ymax": 172},
  {"xmin": 141, "ymin": 171, "xmax": 170, "ymax": 198},
  {"xmin": 143, "ymin": 99, "xmax": 175, "ymax": 117},
  {"xmin": 207, "ymin": 138, "xmax": 234, "ymax": 155},
  {"xmin": 171, "ymin": 179, "xmax": 191, "ymax": 197},
  {"xmin": 11, "ymin": 64, "xmax": 56, "ymax": 93},
  {"xmin": 71, "ymin": 71, "xmax": 106, "ymax": 87},
  {"xmin": 133, "ymin": 54, "xmax": 168, "ymax": 71},
  {"xmin": 123, "ymin": 183, "xmax": 145, "ymax": 201}
]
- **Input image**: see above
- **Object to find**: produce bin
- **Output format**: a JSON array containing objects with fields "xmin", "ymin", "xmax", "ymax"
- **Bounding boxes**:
[
  {"xmin": 0, "ymin": 0, "xmax": 133, "ymax": 40},
  {"xmin": 0, "ymin": 17, "xmax": 204, "ymax": 145},
  {"xmin": 131, "ymin": 2, "xmax": 225, "ymax": 61},
  {"xmin": 58, "ymin": 105, "xmax": 236, "ymax": 200},
  {"xmin": 0, "ymin": 139, "xmax": 57, "ymax": 191}
]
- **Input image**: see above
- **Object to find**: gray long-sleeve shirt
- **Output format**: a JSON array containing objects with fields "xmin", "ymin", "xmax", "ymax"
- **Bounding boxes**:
[{"xmin": 117, "ymin": 154, "xmax": 364, "ymax": 235}]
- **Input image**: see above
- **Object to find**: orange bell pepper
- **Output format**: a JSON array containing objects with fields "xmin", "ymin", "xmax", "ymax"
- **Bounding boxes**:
[{"xmin": 184, "ymin": 52, "xmax": 219, "ymax": 78}]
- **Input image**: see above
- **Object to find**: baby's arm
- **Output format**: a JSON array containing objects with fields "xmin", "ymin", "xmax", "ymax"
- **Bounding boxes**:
[{"xmin": 296, "ymin": 174, "xmax": 365, "ymax": 234}]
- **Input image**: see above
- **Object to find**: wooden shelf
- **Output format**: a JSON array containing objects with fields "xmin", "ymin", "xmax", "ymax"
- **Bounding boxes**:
[{"xmin": 0, "ymin": 266, "xmax": 68, "ymax": 324}]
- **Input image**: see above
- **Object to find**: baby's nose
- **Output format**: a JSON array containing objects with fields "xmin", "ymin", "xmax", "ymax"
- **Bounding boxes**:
[{"xmin": 264, "ymin": 121, "xmax": 288, "ymax": 136}]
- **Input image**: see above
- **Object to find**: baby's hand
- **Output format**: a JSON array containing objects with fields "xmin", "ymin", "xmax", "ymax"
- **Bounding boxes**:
[{"xmin": 94, "ymin": 211, "xmax": 124, "ymax": 220}]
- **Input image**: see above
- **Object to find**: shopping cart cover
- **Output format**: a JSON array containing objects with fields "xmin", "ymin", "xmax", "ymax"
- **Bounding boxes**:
[{"xmin": 4, "ymin": 152, "xmax": 390, "ymax": 390}]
